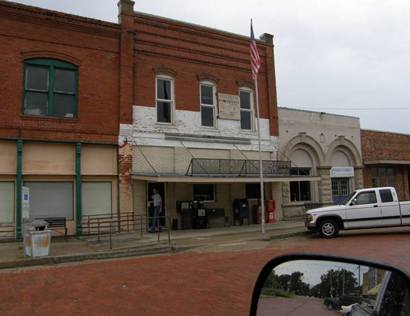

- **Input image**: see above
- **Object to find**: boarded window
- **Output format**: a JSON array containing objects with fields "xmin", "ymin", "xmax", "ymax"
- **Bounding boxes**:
[
  {"xmin": 82, "ymin": 182, "xmax": 112, "ymax": 216},
  {"xmin": 24, "ymin": 182, "xmax": 73, "ymax": 220},
  {"xmin": 0, "ymin": 182, "xmax": 14, "ymax": 223}
]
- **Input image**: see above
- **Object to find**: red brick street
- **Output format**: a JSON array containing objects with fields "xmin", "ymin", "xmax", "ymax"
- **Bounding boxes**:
[{"xmin": 1, "ymin": 230, "xmax": 410, "ymax": 316}]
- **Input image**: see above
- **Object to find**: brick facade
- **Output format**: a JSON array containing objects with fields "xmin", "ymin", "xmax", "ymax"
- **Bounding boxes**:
[
  {"xmin": 130, "ymin": 11, "xmax": 278, "ymax": 136},
  {"xmin": 0, "ymin": 1, "xmax": 124, "ymax": 237},
  {"xmin": 1, "ymin": 0, "xmax": 281, "ymax": 228},
  {"xmin": 0, "ymin": 1, "xmax": 121, "ymax": 144},
  {"xmin": 361, "ymin": 130, "xmax": 410, "ymax": 162},
  {"xmin": 361, "ymin": 130, "xmax": 410, "ymax": 200},
  {"xmin": 116, "ymin": 1, "xmax": 280, "ymax": 214}
]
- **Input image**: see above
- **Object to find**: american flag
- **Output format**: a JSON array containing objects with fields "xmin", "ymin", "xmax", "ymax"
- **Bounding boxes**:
[{"xmin": 250, "ymin": 20, "xmax": 261, "ymax": 80}]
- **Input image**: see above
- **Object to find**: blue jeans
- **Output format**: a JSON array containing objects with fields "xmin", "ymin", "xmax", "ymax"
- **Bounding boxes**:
[{"xmin": 150, "ymin": 206, "xmax": 161, "ymax": 231}]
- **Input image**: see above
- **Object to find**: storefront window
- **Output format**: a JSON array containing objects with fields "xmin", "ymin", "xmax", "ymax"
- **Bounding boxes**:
[
  {"xmin": 371, "ymin": 167, "xmax": 396, "ymax": 187},
  {"xmin": 290, "ymin": 168, "xmax": 311, "ymax": 202},
  {"xmin": 332, "ymin": 178, "xmax": 351, "ymax": 204},
  {"xmin": 193, "ymin": 184, "xmax": 215, "ymax": 201}
]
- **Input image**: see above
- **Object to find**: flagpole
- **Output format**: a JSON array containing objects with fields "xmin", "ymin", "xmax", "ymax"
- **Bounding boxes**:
[
  {"xmin": 254, "ymin": 76, "xmax": 265, "ymax": 235},
  {"xmin": 250, "ymin": 19, "xmax": 265, "ymax": 235}
]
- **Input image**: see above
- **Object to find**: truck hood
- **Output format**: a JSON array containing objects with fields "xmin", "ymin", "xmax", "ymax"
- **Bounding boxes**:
[{"xmin": 306, "ymin": 205, "xmax": 346, "ymax": 214}]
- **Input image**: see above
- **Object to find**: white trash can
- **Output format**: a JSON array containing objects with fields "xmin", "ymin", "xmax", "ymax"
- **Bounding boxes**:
[
  {"xmin": 23, "ymin": 227, "xmax": 33, "ymax": 257},
  {"xmin": 30, "ymin": 230, "xmax": 52, "ymax": 257}
]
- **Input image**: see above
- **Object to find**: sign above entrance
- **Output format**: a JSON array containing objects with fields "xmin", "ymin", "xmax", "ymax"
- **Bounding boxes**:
[
  {"xmin": 330, "ymin": 166, "xmax": 354, "ymax": 178},
  {"xmin": 217, "ymin": 93, "xmax": 240, "ymax": 120}
]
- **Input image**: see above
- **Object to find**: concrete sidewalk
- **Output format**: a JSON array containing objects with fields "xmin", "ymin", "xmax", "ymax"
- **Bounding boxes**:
[{"xmin": 0, "ymin": 220, "xmax": 305, "ymax": 269}]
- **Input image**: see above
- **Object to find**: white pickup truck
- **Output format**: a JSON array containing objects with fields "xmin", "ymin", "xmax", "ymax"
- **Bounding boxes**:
[{"xmin": 305, "ymin": 187, "xmax": 410, "ymax": 237}]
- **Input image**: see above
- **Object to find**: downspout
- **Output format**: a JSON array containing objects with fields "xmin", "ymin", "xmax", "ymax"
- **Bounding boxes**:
[{"xmin": 16, "ymin": 140, "xmax": 23, "ymax": 239}]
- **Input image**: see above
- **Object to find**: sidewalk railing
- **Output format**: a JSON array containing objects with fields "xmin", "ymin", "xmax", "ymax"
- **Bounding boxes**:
[
  {"xmin": 0, "ymin": 224, "xmax": 15, "ymax": 241},
  {"xmin": 80, "ymin": 213, "xmax": 172, "ymax": 248}
]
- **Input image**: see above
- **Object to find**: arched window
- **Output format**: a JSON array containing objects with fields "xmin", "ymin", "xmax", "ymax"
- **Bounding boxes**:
[
  {"xmin": 239, "ymin": 87, "xmax": 254, "ymax": 130},
  {"xmin": 23, "ymin": 58, "xmax": 78, "ymax": 118},
  {"xmin": 200, "ymin": 81, "xmax": 216, "ymax": 127}
]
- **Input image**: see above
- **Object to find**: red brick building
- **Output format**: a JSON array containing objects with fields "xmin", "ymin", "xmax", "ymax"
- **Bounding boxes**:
[
  {"xmin": 0, "ymin": 1, "xmax": 125, "ymax": 237},
  {"xmin": 0, "ymin": 0, "xmax": 282, "ymax": 237},
  {"xmin": 115, "ymin": 1, "xmax": 287, "ymax": 228},
  {"xmin": 361, "ymin": 129, "xmax": 410, "ymax": 200}
]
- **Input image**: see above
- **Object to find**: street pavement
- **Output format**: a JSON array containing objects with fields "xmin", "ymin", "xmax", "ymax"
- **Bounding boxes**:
[
  {"xmin": 258, "ymin": 297, "xmax": 338, "ymax": 316},
  {"xmin": 1, "ymin": 228, "xmax": 410, "ymax": 316}
]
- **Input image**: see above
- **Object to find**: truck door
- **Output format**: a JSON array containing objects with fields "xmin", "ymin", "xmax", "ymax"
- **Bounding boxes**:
[
  {"xmin": 344, "ymin": 190, "xmax": 382, "ymax": 228},
  {"xmin": 379, "ymin": 188, "xmax": 401, "ymax": 226}
]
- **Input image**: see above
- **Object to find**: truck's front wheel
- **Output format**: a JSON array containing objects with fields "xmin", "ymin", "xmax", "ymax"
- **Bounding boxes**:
[{"xmin": 319, "ymin": 219, "xmax": 339, "ymax": 238}]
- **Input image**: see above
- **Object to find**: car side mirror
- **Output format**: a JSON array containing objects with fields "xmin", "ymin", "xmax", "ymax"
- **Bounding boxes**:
[
  {"xmin": 350, "ymin": 199, "xmax": 357, "ymax": 206},
  {"xmin": 250, "ymin": 254, "xmax": 410, "ymax": 316}
]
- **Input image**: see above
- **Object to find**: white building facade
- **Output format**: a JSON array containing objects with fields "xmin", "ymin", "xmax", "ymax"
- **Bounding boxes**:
[{"xmin": 279, "ymin": 107, "xmax": 364, "ymax": 218}]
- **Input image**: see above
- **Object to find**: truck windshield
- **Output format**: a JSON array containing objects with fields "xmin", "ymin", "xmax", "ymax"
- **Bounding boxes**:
[{"xmin": 341, "ymin": 191, "xmax": 356, "ymax": 205}]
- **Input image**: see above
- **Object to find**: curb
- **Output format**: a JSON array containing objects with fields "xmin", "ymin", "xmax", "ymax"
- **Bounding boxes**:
[
  {"xmin": 0, "ymin": 226, "xmax": 308, "ymax": 270},
  {"xmin": 168, "ymin": 223, "xmax": 305, "ymax": 241},
  {"xmin": 169, "ymin": 229, "xmax": 308, "ymax": 251},
  {"xmin": 0, "ymin": 244, "xmax": 173, "ymax": 270},
  {"xmin": 266, "ymin": 230, "xmax": 308, "ymax": 240}
]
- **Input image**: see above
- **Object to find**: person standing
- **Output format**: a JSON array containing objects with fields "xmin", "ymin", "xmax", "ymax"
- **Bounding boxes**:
[{"xmin": 150, "ymin": 188, "xmax": 162, "ymax": 232}]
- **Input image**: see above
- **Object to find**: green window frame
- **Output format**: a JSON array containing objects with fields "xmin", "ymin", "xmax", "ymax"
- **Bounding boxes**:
[{"xmin": 23, "ymin": 58, "xmax": 78, "ymax": 118}]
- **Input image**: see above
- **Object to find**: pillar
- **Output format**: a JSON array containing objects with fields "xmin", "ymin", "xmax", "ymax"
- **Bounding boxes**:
[
  {"xmin": 75, "ymin": 142, "xmax": 82, "ymax": 236},
  {"xmin": 15, "ymin": 140, "xmax": 23, "ymax": 239},
  {"xmin": 317, "ymin": 166, "xmax": 333, "ymax": 204}
]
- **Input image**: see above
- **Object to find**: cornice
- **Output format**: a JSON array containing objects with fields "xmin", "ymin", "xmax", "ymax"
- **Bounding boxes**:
[
  {"xmin": 133, "ymin": 12, "xmax": 271, "ymax": 47},
  {"xmin": 0, "ymin": 1, "xmax": 120, "ymax": 38}
]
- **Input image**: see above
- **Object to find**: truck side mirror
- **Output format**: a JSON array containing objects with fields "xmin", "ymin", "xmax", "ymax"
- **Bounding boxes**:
[
  {"xmin": 250, "ymin": 254, "xmax": 410, "ymax": 316},
  {"xmin": 350, "ymin": 199, "xmax": 357, "ymax": 206}
]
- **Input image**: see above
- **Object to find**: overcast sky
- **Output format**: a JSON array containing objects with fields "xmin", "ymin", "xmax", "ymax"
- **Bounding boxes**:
[{"xmin": 11, "ymin": 0, "xmax": 410, "ymax": 134}]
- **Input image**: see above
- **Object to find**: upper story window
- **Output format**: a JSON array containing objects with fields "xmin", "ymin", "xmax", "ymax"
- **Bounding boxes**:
[
  {"xmin": 156, "ymin": 76, "xmax": 174, "ymax": 123},
  {"xmin": 239, "ymin": 89, "xmax": 254, "ymax": 130},
  {"xmin": 23, "ymin": 59, "xmax": 77, "ymax": 118},
  {"xmin": 200, "ymin": 82, "xmax": 216, "ymax": 127}
]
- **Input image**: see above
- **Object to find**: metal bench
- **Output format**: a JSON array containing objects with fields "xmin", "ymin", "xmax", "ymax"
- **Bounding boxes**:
[{"xmin": 37, "ymin": 217, "xmax": 67, "ymax": 237}]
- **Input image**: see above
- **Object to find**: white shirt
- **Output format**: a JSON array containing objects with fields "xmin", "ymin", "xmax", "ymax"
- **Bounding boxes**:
[{"xmin": 152, "ymin": 193, "xmax": 162, "ymax": 207}]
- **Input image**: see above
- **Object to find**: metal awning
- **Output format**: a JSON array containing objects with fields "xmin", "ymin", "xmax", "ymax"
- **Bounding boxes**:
[{"xmin": 132, "ymin": 174, "xmax": 321, "ymax": 183}]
